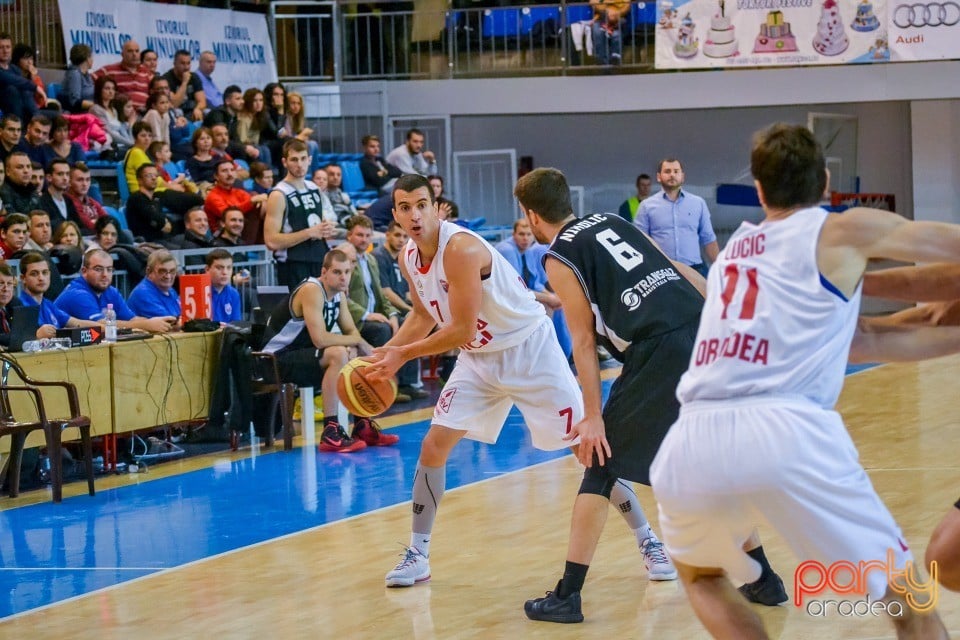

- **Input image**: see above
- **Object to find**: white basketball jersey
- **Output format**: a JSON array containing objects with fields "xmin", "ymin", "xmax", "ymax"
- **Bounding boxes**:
[
  {"xmin": 402, "ymin": 221, "xmax": 546, "ymax": 353},
  {"xmin": 678, "ymin": 207, "xmax": 860, "ymax": 409}
]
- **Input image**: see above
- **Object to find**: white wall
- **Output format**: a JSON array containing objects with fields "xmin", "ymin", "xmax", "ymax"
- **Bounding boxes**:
[
  {"xmin": 448, "ymin": 101, "xmax": 913, "ymax": 224},
  {"xmin": 343, "ymin": 60, "xmax": 960, "ymax": 225},
  {"xmin": 911, "ymin": 100, "xmax": 960, "ymax": 225}
]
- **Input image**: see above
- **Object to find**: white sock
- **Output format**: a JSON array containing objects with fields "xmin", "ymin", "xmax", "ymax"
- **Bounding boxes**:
[
  {"xmin": 411, "ymin": 532, "xmax": 431, "ymax": 557},
  {"xmin": 637, "ymin": 523, "xmax": 657, "ymax": 546}
]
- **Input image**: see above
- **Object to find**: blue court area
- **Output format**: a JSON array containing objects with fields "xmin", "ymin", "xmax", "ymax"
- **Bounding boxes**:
[
  {"xmin": 0, "ymin": 365, "xmax": 875, "ymax": 619},
  {"xmin": 0, "ymin": 407, "xmax": 573, "ymax": 619}
]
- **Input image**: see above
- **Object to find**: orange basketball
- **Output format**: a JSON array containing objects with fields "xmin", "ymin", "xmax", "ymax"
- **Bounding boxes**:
[{"xmin": 336, "ymin": 357, "xmax": 398, "ymax": 417}]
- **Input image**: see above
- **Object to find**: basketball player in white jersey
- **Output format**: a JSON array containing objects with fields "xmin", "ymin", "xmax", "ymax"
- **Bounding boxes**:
[
  {"xmin": 650, "ymin": 123, "xmax": 960, "ymax": 639},
  {"xmin": 368, "ymin": 174, "xmax": 657, "ymax": 589}
]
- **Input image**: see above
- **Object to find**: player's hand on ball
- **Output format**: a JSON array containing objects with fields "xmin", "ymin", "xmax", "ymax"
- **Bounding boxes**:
[{"xmin": 366, "ymin": 346, "xmax": 405, "ymax": 381}]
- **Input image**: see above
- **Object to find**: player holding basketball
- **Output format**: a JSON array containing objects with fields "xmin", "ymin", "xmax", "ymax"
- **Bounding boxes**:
[
  {"xmin": 515, "ymin": 168, "xmax": 787, "ymax": 622},
  {"xmin": 368, "ymin": 174, "xmax": 662, "ymax": 589},
  {"xmin": 651, "ymin": 123, "xmax": 959, "ymax": 639},
  {"xmin": 261, "ymin": 248, "xmax": 397, "ymax": 453}
]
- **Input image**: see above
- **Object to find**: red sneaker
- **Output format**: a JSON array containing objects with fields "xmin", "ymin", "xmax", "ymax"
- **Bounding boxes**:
[
  {"xmin": 318, "ymin": 425, "xmax": 367, "ymax": 453},
  {"xmin": 352, "ymin": 419, "xmax": 399, "ymax": 446}
]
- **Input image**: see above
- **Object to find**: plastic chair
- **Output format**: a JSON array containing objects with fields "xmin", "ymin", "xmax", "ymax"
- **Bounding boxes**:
[
  {"xmin": 339, "ymin": 160, "xmax": 368, "ymax": 193},
  {"xmin": 0, "ymin": 353, "xmax": 96, "ymax": 503},
  {"xmin": 115, "ymin": 161, "xmax": 130, "ymax": 204},
  {"xmin": 248, "ymin": 351, "xmax": 297, "ymax": 451},
  {"xmin": 102, "ymin": 205, "xmax": 129, "ymax": 231}
]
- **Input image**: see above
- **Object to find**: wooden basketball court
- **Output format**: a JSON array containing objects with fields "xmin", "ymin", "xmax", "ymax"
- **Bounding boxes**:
[{"xmin": 1, "ymin": 355, "xmax": 958, "ymax": 638}]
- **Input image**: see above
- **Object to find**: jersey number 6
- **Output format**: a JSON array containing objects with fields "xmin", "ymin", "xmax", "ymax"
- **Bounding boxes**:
[{"xmin": 596, "ymin": 229, "xmax": 644, "ymax": 271}]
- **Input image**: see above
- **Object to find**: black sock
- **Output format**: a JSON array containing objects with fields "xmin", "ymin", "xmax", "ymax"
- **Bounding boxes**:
[
  {"xmin": 746, "ymin": 545, "xmax": 773, "ymax": 581},
  {"xmin": 558, "ymin": 561, "xmax": 589, "ymax": 597}
]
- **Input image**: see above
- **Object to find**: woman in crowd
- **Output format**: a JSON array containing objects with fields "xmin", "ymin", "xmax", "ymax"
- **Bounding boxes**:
[
  {"xmin": 90, "ymin": 215, "xmax": 145, "ymax": 282},
  {"xmin": 147, "ymin": 140, "xmax": 201, "ymax": 197},
  {"xmin": 62, "ymin": 44, "xmax": 95, "ymax": 113},
  {"xmin": 285, "ymin": 91, "xmax": 319, "ymax": 159},
  {"xmin": 41, "ymin": 116, "xmax": 85, "ymax": 166},
  {"xmin": 142, "ymin": 91, "xmax": 173, "ymax": 145},
  {"xmin": 52, "ymin": 220, "xmax": 84, "ymax": 250},
  {"xmin": 249, "ymin": 161, "xmax": 274, "ymax": 195},
  {"xmin": 265, "ymin": 82, "xmax": 287, "ymax": 138},
  {"xmin": 185, "ymin": 127, "xmax": 221, "ymax": 186},
  {"xmin": 124, "ymin": 122, "xmax": 203, "ymax": 219},
  {"xmin": 11, "ymin": 43, "xmax": 52, "ymax": 110},
  {"xmin": 428, "ymin": 174, "xmax": 459, "ymax": 220},
  {"xmin": 235, "ymin": 88, "xmax": 273, "ymax": 170},
  {"xmin": 91, "ymin": 77, "xmax": 131, "ymax": 151}
]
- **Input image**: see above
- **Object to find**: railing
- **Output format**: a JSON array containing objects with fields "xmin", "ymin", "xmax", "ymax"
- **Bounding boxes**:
[
  {"xmin": 7, "ymin": 245, "xmax": 274, "ymax": 318},
  {"xmin": 1, "ymin": 0, "xmax": 267, "ymax": 72},
  {"xmin": 272, "ymin": 1, "xmax": 656, "ymax": 82},
  {"xmin": 0, "ymin": 0, "xmax": 65, "ymax": 68}
]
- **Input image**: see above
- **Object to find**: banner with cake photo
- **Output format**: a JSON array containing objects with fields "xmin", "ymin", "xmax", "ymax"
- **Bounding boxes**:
[{"xmin": 654, "ymin": 0, "xmax": 892, "ymax": 69}]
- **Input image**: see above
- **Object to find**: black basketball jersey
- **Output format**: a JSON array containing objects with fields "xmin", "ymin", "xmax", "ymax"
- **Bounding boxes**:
[
  {"xmin": 546, "ymin": 213, "xmax": 703, "ymax": 360},
  {"xmin": 273, "ymin": 180, "xmax": 330, "ymax": 264},
  {"xmin": 262, "ymin": 278, "xmax": 341, "ymax": 354}
]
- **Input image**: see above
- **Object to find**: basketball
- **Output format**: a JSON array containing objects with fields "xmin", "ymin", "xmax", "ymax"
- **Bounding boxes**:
[{"xmin": 337, "ymin": 357, "xmax": 398, "ymax": 417}]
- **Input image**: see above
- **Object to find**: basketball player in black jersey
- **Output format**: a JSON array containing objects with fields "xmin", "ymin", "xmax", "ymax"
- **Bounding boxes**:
[{"xmin": 515, "ymin": 168, "xmax": 788, "ymax": 622}]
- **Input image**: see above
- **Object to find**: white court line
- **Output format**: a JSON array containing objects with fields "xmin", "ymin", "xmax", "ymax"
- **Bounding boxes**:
[
  {"xmin": 0, "ymin": 567, "xmax": 161, "ymax": 572},
  {"xmin": 0, "ymin": 455, "xmax": 573, "ymax": 623}
]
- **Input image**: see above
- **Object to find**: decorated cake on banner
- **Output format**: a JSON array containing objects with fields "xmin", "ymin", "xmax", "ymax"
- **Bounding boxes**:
[
  {"xmin": 850, "ymin": 0, "xmax": 880, "ymax": 31},
  {"xmin": 703, "ymin": 0, "xmax": 739, "ymax": 58},
  {"xmin": 753, "ymin": 10, "xmax": 797, "ymax": 53},
  {"xmin": 674, "ymin": 12, "xmax": 700, "ymax": 58},
  {"xmin": 812, "ymin": 0, "xmax": 849, "ymax": 56}
]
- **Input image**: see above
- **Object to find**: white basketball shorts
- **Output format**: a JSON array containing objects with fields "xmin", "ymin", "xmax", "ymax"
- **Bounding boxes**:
[
  {"xmin": 432, "ymin": 318, "xmax": 584, "ymax": 450},
  {"xmin": 650, "ymin": 396, "xmax": 911, "ymax": 600}
]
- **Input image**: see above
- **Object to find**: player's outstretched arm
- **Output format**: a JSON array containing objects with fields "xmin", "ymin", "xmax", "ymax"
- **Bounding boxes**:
[
  {"xmin": 864, "ymin": 263, "xmax": 960, "ymax": 302},
  {"xmin": 850, "ymin": 316, "xmax": 960, "ymax": 364},
  {"xmin": 819, "ymin": 208, "xmax": 960, "ymax": 299},
  {"xmin": 545, "ymin": 255, "xmax": 612, "ymax": 466}
]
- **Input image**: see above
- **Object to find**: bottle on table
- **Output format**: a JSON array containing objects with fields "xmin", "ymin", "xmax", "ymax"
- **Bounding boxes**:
[{"xmin": 104, "ymin": 304, "xmax": 117, "ymax": 343}]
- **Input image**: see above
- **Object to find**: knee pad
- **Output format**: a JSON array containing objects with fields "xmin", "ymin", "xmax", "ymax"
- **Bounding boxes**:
[{"xmin": 578, "ymin": 464, "xmax": 617, "ymax": 498}]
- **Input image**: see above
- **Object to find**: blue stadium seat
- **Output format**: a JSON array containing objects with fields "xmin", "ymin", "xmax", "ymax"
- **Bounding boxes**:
[
  {"xmin": 47, "ymin": 83, "xmax": 60, "ymax": 101},
  {"xmin": 526, "ymin": 7, "xmax": 561, "ymax": 34},
  {"xmin": 116, "ymin": 161, "xmax": 129, "ymax": 204},
  {"xmin": 483, "ymin": 8, "xmax": 524, "ymax": 38},
  {"xmin": 88, "ymin": 181, "xmax": 103, "ymax": 205},
  {"xmin": 565, "ymin": 4, "xmax": 594, "ymax": 24},
  {"xmin": 340, "ymin": 160, "xmax": 374, "ymax": 195},
  {"xmin": 103, "ymin": 205, "xmax": 130, "ymax": 230},
  {"xmin": 630, "ymin": 1, "xmax": 656, "ymax": 28}
]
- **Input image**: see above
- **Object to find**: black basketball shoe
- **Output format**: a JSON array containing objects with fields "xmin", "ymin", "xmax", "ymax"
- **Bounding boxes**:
[
  {"xmin": 524, "ymin": 581, "xmax": 584, "ymax": 623},
  {"xmin": 739, "ymin": 570, "xmax": 789, "ymax": 606}
]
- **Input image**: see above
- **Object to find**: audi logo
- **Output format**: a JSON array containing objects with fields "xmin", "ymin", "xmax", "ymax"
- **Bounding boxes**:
[{"xmin": 893, "ymin": 2, "xmax": 960, "ymax": 27}]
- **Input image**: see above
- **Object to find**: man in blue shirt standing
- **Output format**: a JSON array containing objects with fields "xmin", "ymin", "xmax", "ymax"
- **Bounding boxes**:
[
  {"xmin": 17, "ymin": 252, "xmax": 99, "ymax": 336},
  {"xmin": 635, "ymin": 158, "xmax": 719, "ymax": 277},
  {"xmin": 128, "ymin": 250, "xmax": 182, "ymax": 321},
  {"xmin": 205, "ymin": 248, "xmax": 242, "ymax": 323},
  {"xmin": 495, "ymin": 218, "xmax": 572, "ymax": 359},
  {"xmin": 54, "ymin": 249, "xmax": 176, "ymax": 333}
]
